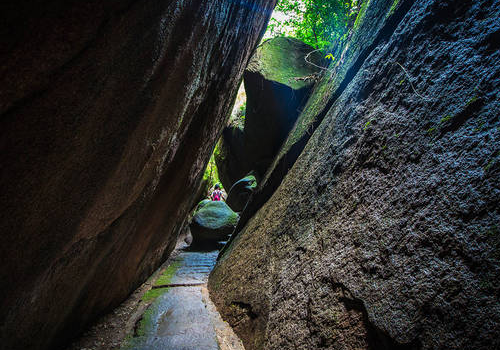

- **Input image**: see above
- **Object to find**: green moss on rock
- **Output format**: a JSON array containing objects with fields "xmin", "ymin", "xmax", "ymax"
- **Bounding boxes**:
[
  {"xmin": 247, "ymin": 37, "xmax": 323, "ymax": 90},
  {"xmin": 193, "ymin": 201, "xmax": 239, "ymax": 229},
  {"xmin": 190, "ymin": 201, "xmax": 239, "ymax": 241}
]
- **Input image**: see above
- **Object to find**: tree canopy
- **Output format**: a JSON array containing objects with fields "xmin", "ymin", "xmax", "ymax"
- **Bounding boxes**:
[{"xmin": 265, "ymin": 0, "xmax": 360, "ymax": 50}]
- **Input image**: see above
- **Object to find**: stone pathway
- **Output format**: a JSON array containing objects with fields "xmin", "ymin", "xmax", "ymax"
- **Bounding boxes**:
[{"xmin": 123, "ymin": 245, "xmax": 244, "ymax": 350}]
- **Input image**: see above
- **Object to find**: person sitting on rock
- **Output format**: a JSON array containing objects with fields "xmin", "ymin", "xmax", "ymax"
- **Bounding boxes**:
[{"xmin": 211, "ymin": 184, "xmax": 224, "ymax": 201}]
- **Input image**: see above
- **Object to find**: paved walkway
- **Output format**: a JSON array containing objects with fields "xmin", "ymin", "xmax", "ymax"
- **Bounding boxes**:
[{"xmin": 124, "ymin": 245, "xmax": 244, "ymax": 350}]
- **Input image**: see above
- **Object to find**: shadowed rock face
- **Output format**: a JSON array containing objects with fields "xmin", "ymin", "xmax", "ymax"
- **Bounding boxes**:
[
  {"xmin": 210, "ymin": 0, "xmax": 500, "ymax": 349},
  {"xmin": 0, "ymin": 0, "xmax": 276, "ymax": 349},
  {"xmin": 216, "ymin": 124, "xmax": 247, "ymax": 190}
]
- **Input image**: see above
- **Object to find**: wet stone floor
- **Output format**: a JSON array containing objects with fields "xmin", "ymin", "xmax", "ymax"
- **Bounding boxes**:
[{"xmin": 123, "ymin": 243, "xmax": 243, "ymax": 350}]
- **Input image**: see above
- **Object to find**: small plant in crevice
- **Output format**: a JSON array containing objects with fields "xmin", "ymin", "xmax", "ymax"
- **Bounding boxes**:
[
  {"xmin": 325, "ymin": 53, "xmax": 336, "ymax": 62},
  {"xmin": 440, "ymin": 114, "xmax": 453, "ymax": 123},
  {"xmin": 364, "ymin": 119, "xmax": 376, "ymax": 130},
  {"xmin": 466, "ymin": 95, "xmax": 479, "ymax": 107},
  {"xmin": 426, "ymin": 127, "xmax": 436, "ymax": 135},
  {"xmin": 483, "ymin": 151, "xmax": 500, "ymax": 172}
]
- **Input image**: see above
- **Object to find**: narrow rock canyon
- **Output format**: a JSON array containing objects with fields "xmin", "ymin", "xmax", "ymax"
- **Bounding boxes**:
[{"xmin": 1, "ymin": 0, "xmax": 499, "ymax": 350}]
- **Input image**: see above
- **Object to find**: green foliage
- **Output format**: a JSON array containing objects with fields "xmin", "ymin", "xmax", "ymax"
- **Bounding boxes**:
[
  {"xmin": 229, "ymin": 102, "xmax": 246, "ymax": 128},
  {"xmin": 239, "ymin": 102, "xmax": 246, "ymax": 115},
  {"xmin": 325, "ymin": 53, "xmax": 335, "ymax": 61},
  {"xmin": 203, "ymin": 142, "xmax": 222, "ymax": 190},
  {"xmin": 364, "ymin": 119, "xmax": 375, "ymax": 130},
  {"xmin": 353, "ymin": 0, "xmax": 369, "ymax": 29},
  {"xmin": 266, "ymin": 0, "xmax": 360, "ymax": 50}
]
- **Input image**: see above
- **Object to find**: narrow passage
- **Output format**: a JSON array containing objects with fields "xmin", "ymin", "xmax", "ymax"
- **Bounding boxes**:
[{"xmin": 124, "ymin": 241, "xmax": 244, "ymax": 350}]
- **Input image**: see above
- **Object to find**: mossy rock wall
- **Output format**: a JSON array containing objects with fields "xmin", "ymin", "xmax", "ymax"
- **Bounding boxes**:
[{"xmin": 210, "ymin": 0, "xmax": 500, "ymax": 349}]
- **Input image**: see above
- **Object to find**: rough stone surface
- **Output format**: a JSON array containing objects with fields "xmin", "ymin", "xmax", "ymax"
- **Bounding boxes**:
[
  {"xmin": 190, "ymin": 201, "xmax": 240, "ymax": 242},
  {"xmin": 0, "ymin": 1, "xmax": 276, "ymax": 349},
  {"xmin": 210, "ymin": 0, "xmax": 500, "ymax": 349},
  {"xmin": 222, "ymin": 0, "xmax": 413, "ymax": 259},
  {"xmin": 226, "ymin": 175, "xmax": 257, "ymax": 212},
  {"xmin": 216, "ymin": 37, "xmax": 323, "ymax": 188}
]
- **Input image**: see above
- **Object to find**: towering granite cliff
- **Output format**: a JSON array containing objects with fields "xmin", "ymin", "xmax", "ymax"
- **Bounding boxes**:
[
  {"xmin": 0, "ymin": 1, "xmax": 276, "ymax": 349},
  {"xmin": 209, "ymin": 0, "xmax": 500, "ymax": 349}
]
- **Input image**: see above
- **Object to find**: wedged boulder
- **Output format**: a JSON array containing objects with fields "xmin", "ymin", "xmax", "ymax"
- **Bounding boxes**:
[
  {"xmin": 0, "ymin": 1, "xmax": 276, "ymax": 349},
  {"xmin": 243, "ymin": 37, "xmax": 323, "ymax": 177},
  {"xmin": 226, "ymin": 175, "xmax": 257, "ymax": 212},
  {"xmin": 190, "ymin": 201, "xmax": 239, "ymax": 242},
  {"xmin": 216, "ymin": 37, "xmax": 323, "ymax": 189},
  {"xmin": 210, "ymin": 0, "xmax": 500, "ymax": 349}
]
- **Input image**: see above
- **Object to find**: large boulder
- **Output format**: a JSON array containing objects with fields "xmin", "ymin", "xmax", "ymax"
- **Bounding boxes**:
[
  {"xmin": 226, "ymin": 175, "xmax": 257, "ymax": 212},
  {"xmin": 0, "ymin": 1, "xmax": 276, "ymax": 349},
  {"xmin": 216, "ymin": 37, "xmax": 323, "ymax": 189},
  {"xmin": 190, "ymin": 201, "xmax": 239, "ymax": 242},
  {"xmin": 243, "ymin": 37, "xmax": 324, "ymax": 177},
  {"xmin": 210, "ymin": 0, "xmax": 500, "ymax": 349}
]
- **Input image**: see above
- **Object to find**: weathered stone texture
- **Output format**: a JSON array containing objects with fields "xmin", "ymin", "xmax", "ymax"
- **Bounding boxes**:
[
  {"xmin": 210, "ymin": 0, "xmax": 500, "ymax": 349},
  {"xmin": 0, "ymin": 1, "xmax": 276, "ymax": 349}
]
